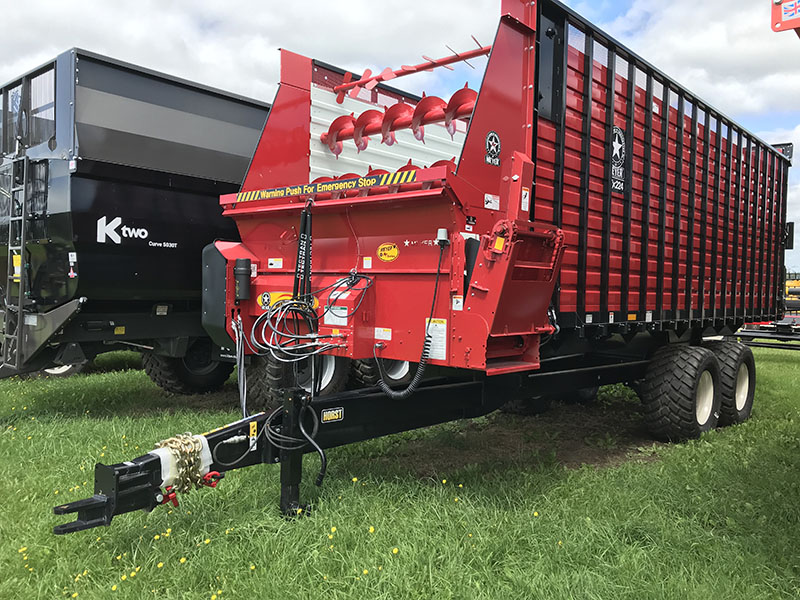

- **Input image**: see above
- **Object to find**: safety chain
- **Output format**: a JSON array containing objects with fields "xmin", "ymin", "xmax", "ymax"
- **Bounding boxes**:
[{"xmin": 154, "ymin": 433, "xmax": 204, "ymax": 493}]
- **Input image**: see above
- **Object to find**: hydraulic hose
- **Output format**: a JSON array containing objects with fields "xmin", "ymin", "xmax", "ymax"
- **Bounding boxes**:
[{"xmin": 375, "ymin": 242, "xmax": 446, "ymax": 400}]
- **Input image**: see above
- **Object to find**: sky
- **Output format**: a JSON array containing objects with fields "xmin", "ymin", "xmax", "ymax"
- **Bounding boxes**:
[{"xmin": 1, "ymin": 0, "xmax": 798, "ymax": 271}]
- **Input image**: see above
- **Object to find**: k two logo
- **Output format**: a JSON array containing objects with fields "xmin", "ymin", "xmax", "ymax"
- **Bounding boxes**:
[{"xmin": 97, "ymin": 216, "xmax": 149, "ymax": 244}]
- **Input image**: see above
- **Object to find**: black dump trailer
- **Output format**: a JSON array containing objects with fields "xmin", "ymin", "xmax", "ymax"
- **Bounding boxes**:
[{"xmin": 0, "ymin": 49, "xmax": 269, "ymax": 391}]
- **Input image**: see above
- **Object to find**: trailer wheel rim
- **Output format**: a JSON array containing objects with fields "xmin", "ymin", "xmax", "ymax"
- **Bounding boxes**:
[
  {"xmin": 735, "ymin": 363, "xmax": 750, "ymax": 411},
  {"xmin": 181, "ymin": 340, "xmax": 218, "ymax": 376},
  {"xmin": 295, "ymin": 355, "xmax": 336, "ymax": 393},
  {"xmin": 380, "ymin": 359, "xmax": 410, "ymax": 381},
  {"xmin": 695, "ymin": 370, "xmax": 715, "ymax": 426},
  {"xmin": 44, "ymin": 365, "xmax": 75, "ymax": 376}
]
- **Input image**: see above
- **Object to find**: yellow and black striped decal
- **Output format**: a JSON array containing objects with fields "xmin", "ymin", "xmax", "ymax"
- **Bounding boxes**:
[{"xmin": 236, "ymin": 171, "xmax": 418, "ymax": 203}]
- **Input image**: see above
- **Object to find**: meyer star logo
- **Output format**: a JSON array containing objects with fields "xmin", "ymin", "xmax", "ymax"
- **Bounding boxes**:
[{"xmin": 611, "ymin": 126, "xmax": 626, "ymax": 167}]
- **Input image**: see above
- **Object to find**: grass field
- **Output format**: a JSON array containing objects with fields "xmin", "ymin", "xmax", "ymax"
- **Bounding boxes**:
[{"xmin": 2, "ymin": 348, "xmax": 800, "ymax": 599}]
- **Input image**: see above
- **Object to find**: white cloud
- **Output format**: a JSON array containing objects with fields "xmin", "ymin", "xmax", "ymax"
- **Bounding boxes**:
[
  {"xmin": 599, "ymin": 0, "xmax": 800, "ymax": 118},
  {"xmin": 0, "ymin": 0, "xmax": 497, "ymax": 102}
]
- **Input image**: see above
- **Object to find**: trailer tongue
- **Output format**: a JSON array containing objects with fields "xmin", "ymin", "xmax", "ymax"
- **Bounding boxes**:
[{"xmin": 54, "ymin": 0, "xmax": 790, "ymax": 534}]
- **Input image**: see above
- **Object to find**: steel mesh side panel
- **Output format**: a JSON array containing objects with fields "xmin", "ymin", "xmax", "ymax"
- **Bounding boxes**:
[{"xmin": 538, "ymin": 0, "xmax": 788, "ymax": 331}]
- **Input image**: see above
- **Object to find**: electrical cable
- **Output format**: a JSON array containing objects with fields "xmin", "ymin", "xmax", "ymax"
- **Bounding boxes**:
[
  {"xmin": 299, "ymin": 402, "xmax": 327, "ymax": 486},
  {"xmin": 211, "ymin": 424, "xmax": 268, "ymax": 468},
  {"xmin": 232, "ymin": 313, "xmax": 249, "ymax": 419},
  {"xmin": 375, "ymin": 242, "xmax": 446, "ymax": 400}
]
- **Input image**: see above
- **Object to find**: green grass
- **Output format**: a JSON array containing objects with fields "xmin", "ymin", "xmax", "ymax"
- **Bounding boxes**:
[{"xmin": 2, "ymin": 349, "xmax": 800, "ymax": 599}]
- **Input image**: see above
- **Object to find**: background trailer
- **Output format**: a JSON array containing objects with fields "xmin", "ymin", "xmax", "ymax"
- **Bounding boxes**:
[{"xmin": 0, "ymin": 49, "xmax": 269, "ymax": 391}]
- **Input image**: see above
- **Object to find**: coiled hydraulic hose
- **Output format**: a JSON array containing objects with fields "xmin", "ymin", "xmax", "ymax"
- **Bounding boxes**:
[{"xmin": 375, "ymin": 242, "xmax": 446, "ymax": 400}]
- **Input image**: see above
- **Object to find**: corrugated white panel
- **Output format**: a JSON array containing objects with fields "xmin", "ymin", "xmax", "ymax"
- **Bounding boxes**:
[{"xmin": 309, "ymin": 85, "xmax": 467, "ymax": 181}]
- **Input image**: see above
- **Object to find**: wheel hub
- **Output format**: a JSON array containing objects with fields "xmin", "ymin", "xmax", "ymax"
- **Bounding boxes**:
[
  {"xmin": 735, "ymin": 363, "xmax": 750, "ymax": 411},
  {"xmin": 294, "ymin": 355, "xmax": 336, "ymax": 393},
  {"xmin": 181, "ymin": 340, "xmax": 217, "ymax": 376},
  {"xmin": 695, "ymin": 370, "xmax": 715, "ymax": 425},
  {"xmin": 380, "ymin": 359, "xmax": 410, "ymax": 381}
]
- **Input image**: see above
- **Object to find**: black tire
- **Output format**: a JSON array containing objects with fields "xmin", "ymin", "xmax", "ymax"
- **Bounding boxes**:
[
  {"xmin": 142, "ymin": 339, "xmax": 234, "ymax": 395},
  {"xmin": 704, "ymin": 341, "xmax": 755, "ymax": 426},
  {"xmin": 351, "ymin": 359, "xmax": 415, "ymax": 387},
  {"xmin": 640, "ymin": 345, "xmax": 721, "ymax": 441},
  {"xmin": 247, "ymin": 354, "xmax": 350, "ymax": 411}
]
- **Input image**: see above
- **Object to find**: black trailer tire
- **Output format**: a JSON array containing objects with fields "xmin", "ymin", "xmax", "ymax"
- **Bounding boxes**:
[
  {"xmin": 351, "ymin": 359, "xmax": 415, "ymax": 387},
  {"xmin": 704, "ymin": 341, "xmax": 755, "ymax": 426},
  {"xmin": 640, "ymin": 345, "xmax": 721, "ymax": 441},
  {"xmin": 247, "ymin": 354, "xmax": 351, "ymax": 411},
  {"xmin": 142, "ymin": 340, "xmax": 234, "ymax": 395}
]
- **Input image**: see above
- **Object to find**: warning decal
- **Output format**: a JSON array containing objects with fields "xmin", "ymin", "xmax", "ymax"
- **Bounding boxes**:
[
  {"xmin": 235, "ymin": 172, "xmax": 418, "ymax": 203},
  {"xmin": 377, "ymin": 242, "xmax": 399, "ymax": 262},
  {"xmin": 425, "ymin": 318, "xmax": 447, "ymax": 361}
]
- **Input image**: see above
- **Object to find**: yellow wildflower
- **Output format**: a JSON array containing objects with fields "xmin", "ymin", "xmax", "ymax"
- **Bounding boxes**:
[
  {"xmin": 454, "ymin": 498, "xmax": 459, "ymax": 502},
  {"xmin": 328, "ymin": 535, "xmax": 333, "ymax": 540},
  {"xmin": 130, "ymin": 571, "xmax": 136, "ymax": 578},
  {"xmin": 72, "ymin": 593, "xmax": 78, "ymax": 598},
  {"xmin": 157, "ymin": 562, "xmax": 163, "ymax": 568},
  {"xmin": 179, "ymin": 557, "xmax": 187, "ymax": 564},
  {"xmin": 534, "ymin": 512, "xmax": 539, "ymax": 517},
  {"xmin": 18, "ymin": 547, "xmax": 26, "ymax": 553},
  {"xmin": 250, "ymin": 565, "xmax": 256, "ymax": 571},
  {"xmin": 204, "ymin": 538, "xmax": 210, "ymax": 545},
  {"xmin": 458, "ymin": 484, "xmax": 463, "ymax": 488},
  {"xmin": 330, "ymin": 526, "xmax": 337, "ymax": 533},
  {"xmin": 442, "ymin": 479, "xmax": 447, "ymax": 484},
  {"xmin": 121, "ymin": 575, "xmax": 127, "ymax": 581},
  {"xmin": 363, "ymin": 569, "xmax": 369, "ymax": 575},
  {"xmin": 351, "ymin": 477, "xmax": 358, "ymax": 482},
  {"xmin": 111, "ymin": 585, "xmax": 117, "ymax": 591},
  {"xmin": 369, "ymin": 526, "xmax": 375, "ymax": 534},
  {"xmin": 154, "ymin": 534, "xmax": 160, "ymax": 540},
  {"xmin": 135, "ymin": 567, "xmax": 140, "ymax": 572},
  {"xmin": 211, "ymin": 596, "xmax": 217, "ymax": 600},
  {"xmin": 392, "ymin": 547, "xmax": 399, "ymax": 555}
]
